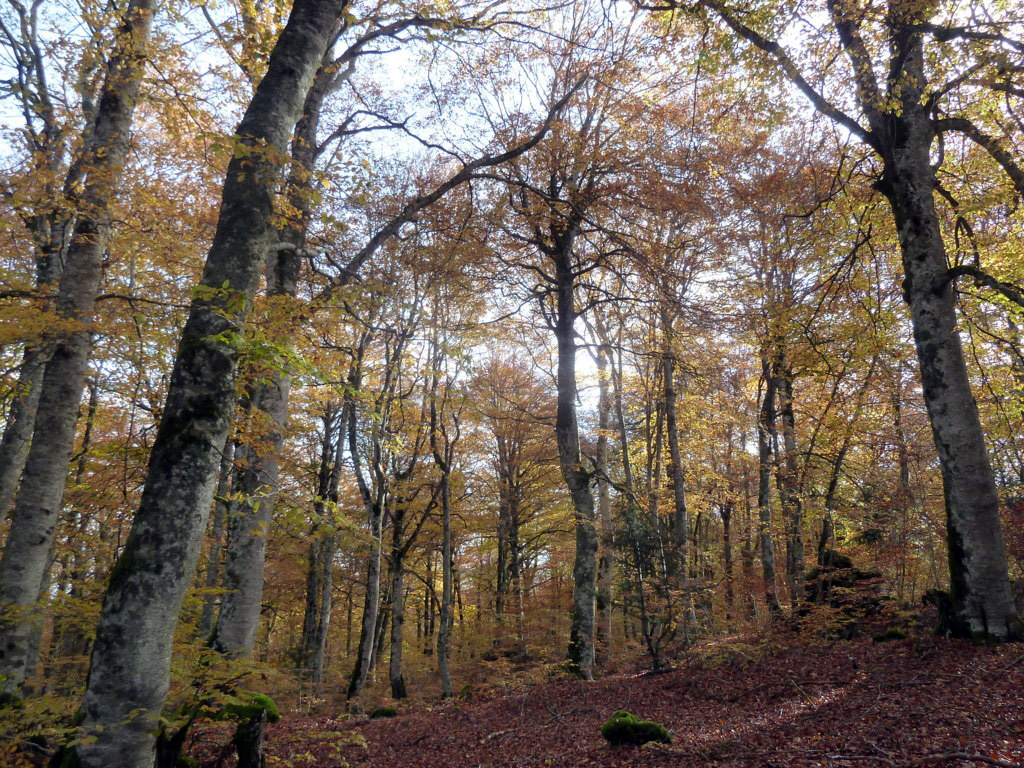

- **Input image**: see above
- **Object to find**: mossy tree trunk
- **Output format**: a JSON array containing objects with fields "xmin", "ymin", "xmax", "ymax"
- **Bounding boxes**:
[
  {"xmin": 0, "ymin": 0, "xmax": 156, "ymax": 701},
  {"xmin": 75, "ymin": 3, "xmax": 351, "ymax": 764}
]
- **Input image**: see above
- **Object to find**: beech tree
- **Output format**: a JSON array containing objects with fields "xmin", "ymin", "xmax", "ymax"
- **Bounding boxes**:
[
  {"xmin": 653, "ymin": 0, "xmax": 1024, "ymax": 641},
  {"xmin": 0, "ymin": 0, "xmax": 157, "ymax": 700},
  {"xmin": 71, "ymin": 2, "xmax": 352, "ymax": 763}
]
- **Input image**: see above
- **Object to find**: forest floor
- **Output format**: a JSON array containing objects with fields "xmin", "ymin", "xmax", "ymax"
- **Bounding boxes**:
[{"xmin": 190, "ymin": 624, "xmax": 1024, "ymax": 768}]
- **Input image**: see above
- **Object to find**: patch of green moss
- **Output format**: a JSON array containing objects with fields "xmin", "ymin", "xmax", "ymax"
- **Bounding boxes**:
[
  {"xmin": 221, "ymin": 692, "xmax": 280, "ymax": 723},
  {"xmin": 176, "ymin": 756, "xmax": 199, "ymax": 768},
  {"xmin": 872, "ymin": 627, "xmax": 908, "ymax": 643},
  {"xmin": 369, "ymin": 706, "xmax": 397, "ymax": 719},
  {"xmin": 601, "ymin": 710, "xmax": 670, "ymax": 746}
]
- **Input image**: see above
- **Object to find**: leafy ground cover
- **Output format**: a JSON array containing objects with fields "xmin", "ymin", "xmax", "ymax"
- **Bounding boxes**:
[{"xmin": 188, "ymin": 629, "xmax": 1024, "ymax": 768}]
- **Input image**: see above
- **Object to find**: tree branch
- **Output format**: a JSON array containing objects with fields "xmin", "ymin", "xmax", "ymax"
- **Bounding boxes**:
[
  {"xmin": 696, "ymin": 0, "xmax": 877, "ymax": 148},
  {"xmin": 945, "ymin": 264, "xmax": 1024, "ymax": 310},
  {"xmin": 934, "ymin": 116, "xmax": 1024, "ymax": 196},
  {"xmin": 311, "ymin": 75, "xmax": 588, "ymax": 304}
]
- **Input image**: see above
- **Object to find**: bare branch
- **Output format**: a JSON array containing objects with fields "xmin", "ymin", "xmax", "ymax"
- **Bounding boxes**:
[{"xmin": 311, "ymin": 75, "xmax": 588, "ymax": 304}]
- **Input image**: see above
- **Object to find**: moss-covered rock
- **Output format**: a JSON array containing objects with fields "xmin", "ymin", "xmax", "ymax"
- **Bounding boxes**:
[
  {"xmin": 872, "ymin": 627, "xmax": 908, "ymax": 643},
  {"xmin": 601, "ymin": 710, "xmax": 671, "ymax": 746},
  {"xmin": 369, "ymin": 706, "xmax": 397, "ymax": 719},
  {"xmin": 221, "ymin": 693, "xmax": 280, "ymax": 724}
]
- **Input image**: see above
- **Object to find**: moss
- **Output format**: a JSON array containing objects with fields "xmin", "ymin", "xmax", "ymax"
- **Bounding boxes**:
[
  {"xmin": 601, "ymin": 710, "xmax": 671, "ymax": 746},
  {"xmin": 221, "ymin": 692, "xmax": 280, "ymax": 723},
  {"xmin": 369, "ymin": 706, "xmax": 397, "ymax": 719},
  {"xmin": 176, "ymin": 756, "xmax": 200, "ymax": 768},
  {"xmin": 872, "ymin": 627, "xmax": 908, "ymax": 643}
]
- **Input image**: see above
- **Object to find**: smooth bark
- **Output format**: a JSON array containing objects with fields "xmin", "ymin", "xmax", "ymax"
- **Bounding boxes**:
[
  {"xmin": 757, "ymin": 359, "xmax": 782, "ymax": 614},
  {"xmin": 197, "ymin": 443, "xmax": 234, "ymax": 639},
  {"xmin": 0, "ymin": 0, "xmax": 156, "ymax": 700},
  {"xmin": 74, "ymin": 3, "xmax": 350, "ymax": 764},
  {"xmin": 552, "ymin": 239, "xmax": 598, "ymax": 679},
  {"xmin": 211, "ymin": 47, "xmax": 338, "ymax": 657}
]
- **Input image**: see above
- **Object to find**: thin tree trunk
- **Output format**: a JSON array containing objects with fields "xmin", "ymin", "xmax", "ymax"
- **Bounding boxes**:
[
  {"xmin": 74, "ymin": 4, "xmax": 350, "ymax": 764},
  {"xmin": 198, "ymin": 442, "xmax": 234, "ymax": 639},
  {"xmin": 722, "ymin": 502, "xmax": 734, "ymax": 623},
  {"xmin": 210, "ymin": 48, "xmax": 337, "ymax": 658},
  {"xmin": 818, "ymin": 359, "xmax": 876, "ymax": 564},
  {"xmin": 552, "ymin": 238, "xmax": 597, "ymax": 680},
  {"xmin": 757, "ymin": 358, "xmax": 782, "ymax": 614},
  {"xmin": 346, "ymin": 460, "xmax": 384, "ymax": 699},
  {"xmin": 388, "ymin": 527, "xmax": 407, "ymax": 699},
  {"xmin": 662, "ymin": 315, "xmax": 689, "ymax": 583},
  {"xmin": 772, "ymin": 352, "xmax": 804, "ymax": 608},
  {"xmin": 0, "ymin": 0, "xmax": 156, "ymax": 701},
  {"xmin": 437, "ymin": 472, "xmax": 454, "ymax": 697},
  {"xmin": 594, "ymin": 341, "xmax": 613, "ymax": 661},
  {"xmin": 0, "ymin": 348, "xmax": 48, "ymax": 520}
]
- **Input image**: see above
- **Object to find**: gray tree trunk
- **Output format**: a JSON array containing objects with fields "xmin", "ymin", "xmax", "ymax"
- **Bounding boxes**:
[
  {"xmin": 197, "ymin": 442, "xmax": 234, "ymax": 639},
  {"xmin": 210, "ymin": 371, "xmax": 291, "ymax": 656},
  {"xmin": 0, "ymin": 347, "xmax": 48, "ymax": 521},
  {"xmin": 301, "ymin": 407, "xmax": 343, "ymax": 686},
  {"xmin": 594, "ymin": 340, "xmax": 613, "ymax": 660},
  {"xmin": 210, "ymin": 48, "xmax": 337, "ymax": 658},
  {"xmin": 73, "ymin": 3, "xmax": 350, "ymax": 765},
  {"xmin": 661, "ymin": 317, "xmax": 689, "ymax": 583},
  {"xmin": 437, "ymin": 472, "xmax": 454, "ymax": 697},
  {"xmin": 772, "ymin": 353, "xmax": 804, "ymax": 607},
  {"xmin": 873, "ymin": 38, "xmax": 1020, "ymax": 639},
  {"xmin": 757, "ymin": 358, "xmax": 782, "ymax": 614},
  {"xmin": 346, "ymin": 380, "xmax": 385, "ymax": 700},
  {"xmin": 0, "ymin": 0, "xmax": 156, "ymax": 701},
  {"xmin": 388, "ymin": 531, "xmax": 407, "ymax": 699},
  {"xmin": 551, "ymin": 236, "xmax": 597, "ymax": 680}
]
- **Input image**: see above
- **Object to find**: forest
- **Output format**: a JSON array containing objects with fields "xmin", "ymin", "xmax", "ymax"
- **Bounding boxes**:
[{"xmin": 0, "ymin": 0, "xmax": 1022, "ymax": 766}]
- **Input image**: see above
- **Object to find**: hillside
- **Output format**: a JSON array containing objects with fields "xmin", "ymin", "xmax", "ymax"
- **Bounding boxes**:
[{"xmin": 190, "ymin": 632, "xmax": 1024, "ymax": 768}]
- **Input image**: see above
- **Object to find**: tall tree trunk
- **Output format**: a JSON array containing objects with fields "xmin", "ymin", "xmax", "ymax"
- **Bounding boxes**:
[
  {"xmin": 818, "ymin": 359, "xmax": 876, "ymax": 564},
  {"xmin": 301, "ymin": 407, "xmax": 343, "ymax": 685},
  {"xmin": 880, "ymin": 91, "xmax": 1021, "ymax": 639},
  {"xmin": 552, "ymin": 237, "xmax": 597, "ymax": 680},
  {"xmin": 74, "ymin": 4, "xmax": 350, "ymax": 764},
  {"xmin": 437, "ymin": 471, "xmax": 454, "ymax": 697},
  {"xmin": 594, "ymin": 341, "xmax": 613, "ymax": 661},
  {"xmin": 661, "ymin": 314, "xmax": 689, "ymax": 583},
  {"xmin": 346, "ymin": 441, "xmax": 384, "ymax": 699},
  {"xmin": 757, "ymin": 357, "xmax": 782, "ymax": 614},
  {"xmin": 0, "ymin": 0, "xmax": 156, "ymax": 701},
  {"xmin": 388, "ymin": 510, "xmax": 408, "ymax": 699},
  {"xmin": 198, "ymin": 442, "xmax": 234, "ymax": 639},
  {"xmin": 772, "ymin": 351, "xmax": 804, "ymax": 608},
  {"xmin": 722, "ymin": 502, "xmax": 734, "ymax": 624},
  {"xmin": 0, "ymin": 29, "xmax": 94, "ymax": 522},
  {"xmin": 210, "ymin": 49, "xmax": 337, "ymax": 658},
  {"xmin": 0, "ymin": 348, "xmax": 48, "ymax": 521}
]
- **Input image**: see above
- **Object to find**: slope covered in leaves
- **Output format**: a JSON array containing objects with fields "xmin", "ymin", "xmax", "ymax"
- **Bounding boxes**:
[{"xmin": 197, "ymin": 632, "xmax": 1024, "ymax": 768}]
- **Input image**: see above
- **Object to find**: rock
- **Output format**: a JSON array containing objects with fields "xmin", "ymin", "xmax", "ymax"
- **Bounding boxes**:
[{"xmin": 601, "ymin": 711, "xmax": 671, "ymax": 746}]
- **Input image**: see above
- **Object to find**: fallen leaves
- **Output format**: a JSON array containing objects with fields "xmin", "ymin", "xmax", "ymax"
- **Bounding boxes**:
[{"xmin": 191, "ymin": 633, "xmax": 1024, "ymax": 768}]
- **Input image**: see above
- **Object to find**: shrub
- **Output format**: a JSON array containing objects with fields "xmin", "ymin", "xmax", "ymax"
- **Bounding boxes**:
[{"xmin": 601, "ymin": 710, "xmax": 671, "ymax": 746}]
